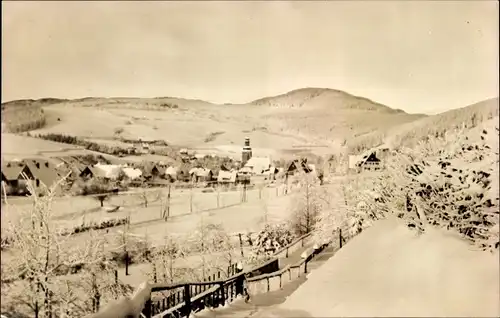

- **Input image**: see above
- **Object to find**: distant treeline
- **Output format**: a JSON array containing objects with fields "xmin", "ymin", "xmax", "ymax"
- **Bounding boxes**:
[
  {"xmin": 2, "ymin": 105, "xmax": 46, "ymax": 133},
  {"xmin": 34, "ymin": 133, "xmax": 137, "ymax": 156}
]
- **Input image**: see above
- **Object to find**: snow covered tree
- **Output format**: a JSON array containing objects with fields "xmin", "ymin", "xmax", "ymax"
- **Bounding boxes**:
[
  {"xmin": 289, "ymin": 172, "xmax": 331, "ymax": 235},
  {"xmin": 249, "ymin": 222, "xmax": 295, "ymax": 260},
  {"xmin": 186, "ymin": 217, "xmax": 237, "ymax": 280},
  {"xmin": 1, "ymin": 176, "xmax": 101, "ymax": 317},
  {"xmin": 369, "ymin": 125, "xmax": 499, "ymax": 251},
  {"xmin": 156, "ymin": 234, "xmax": 187, "ymax": 284}
]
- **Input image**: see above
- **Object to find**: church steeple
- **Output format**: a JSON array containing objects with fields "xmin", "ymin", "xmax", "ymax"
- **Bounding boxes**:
[{"xmin": 242, "ymin": 137, "xmax": 252, "ymax": 166}]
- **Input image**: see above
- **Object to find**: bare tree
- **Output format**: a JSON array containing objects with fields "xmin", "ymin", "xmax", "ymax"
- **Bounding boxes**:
[
  {"xmin": 290, "ymin": 172, "xmax": 330, "ymax": 235},
  {"xmin": 146, "ymin": 234, "xmax": 186, "ymax": 285},
  {"xmin": 187, "ymin": 217, "xmax": 237, "ymax": 280},
  {"xmin": 113, "ymin": 219, "xmax": 133, "ymax": 276},
  {"xmin": 78, "ymin": 229, "xmax": 123, "ymax": 315},
  {"xmin": 3, "ymin": 175, "xmax": 97, "ymax": 317},
  {"xmin": 96, "ymin": 194, "xmax": 110, "ymax": 208}
]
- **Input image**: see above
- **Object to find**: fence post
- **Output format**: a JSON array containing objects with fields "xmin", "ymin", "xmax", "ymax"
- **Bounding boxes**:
[
  {"xmin": 235, "ymin": 274, "xmax": 244, "ymax": 296},
  {"xmin": 219, "ymin": 282, "xmax": 225, "ymax": 306},
  {"xmin": 184, "ymin": 284, "xmax": 191, "ymax": 318},
  {"xmin": 125, "ymin": 251, "xmax": 130, "ymax": 276},
  {"xmin": 143, "ymin": 296, "xmax": 152, "ymax": 318},
  {"xmin": 339, "ymin": 228, "xmax": 343, "ymax": 248},
  {"xmin": 238, "ymin": 233, "xmax": 244, "ymax": 257}
]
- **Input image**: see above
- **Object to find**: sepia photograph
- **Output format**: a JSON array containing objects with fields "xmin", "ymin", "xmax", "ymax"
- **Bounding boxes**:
[{"xmin": 1, "ymin": 1, "xmax": 498, "ymax": 317}]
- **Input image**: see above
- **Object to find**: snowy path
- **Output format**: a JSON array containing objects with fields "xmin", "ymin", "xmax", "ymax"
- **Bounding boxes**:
[
  {"xmin": 268, "ymin": 217, "xmax": 500, "ymax": 317},
  {"xmin": 278, "ymin": 242, "xmax": 315, "ymax": 269},
  {"xmin": 191, "ymin": 245, "xmax": 338, "ymax": 318}
]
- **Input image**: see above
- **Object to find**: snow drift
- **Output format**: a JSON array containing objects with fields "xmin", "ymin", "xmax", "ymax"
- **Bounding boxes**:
[{"xmin": 262, "ymin": 216, "xmax": 499, "ymax": 317}]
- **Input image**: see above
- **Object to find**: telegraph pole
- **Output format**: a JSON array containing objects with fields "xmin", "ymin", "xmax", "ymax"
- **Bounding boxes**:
[
  {"xmin": 190, "ymin": 184, "xmax": 193, "ymax": 213},
  {"xmin": 166, "ymin": 184, "xmax": 171, "ymax": 220}
]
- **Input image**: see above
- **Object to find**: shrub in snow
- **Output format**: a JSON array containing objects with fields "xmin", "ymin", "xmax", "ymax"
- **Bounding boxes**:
[
  {"xmin": 249, "ymin": 222, "xmax": 296, "ymax": 260},
  {"xmin": 366, "ymin": 127, "xmax": 499, "ymax": 252},
  {"xmin": 313, "ymin": 175, "xmax": 386, "ymax": 247},
  {"xmin": 61, "ymin": 217, "xmax": 130, "ymax": 236}
]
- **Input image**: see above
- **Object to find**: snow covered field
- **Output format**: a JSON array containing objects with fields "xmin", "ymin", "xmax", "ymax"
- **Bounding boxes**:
[{"xmin": 259, "ymin": 216, "xmax": 500, "ymax": 317}]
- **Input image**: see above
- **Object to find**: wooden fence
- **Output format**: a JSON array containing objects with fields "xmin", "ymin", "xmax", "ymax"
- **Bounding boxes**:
[
  {"xmin": 246, "ymin": 241, "xmax": 331, "ymax": 294},
  {"xmin": 140, "ymin": 231, "xmax": 340, "ymax": 318}
]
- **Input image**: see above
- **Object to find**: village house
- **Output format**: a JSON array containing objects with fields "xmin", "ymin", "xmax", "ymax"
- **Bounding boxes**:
[
  {"xmin": 243, "ymin": 156, "xmax": 272, "ymax": 175},
  {"xmin": 64, "ymin": 161, "xmax": 86, "ymax": 181},
  {"xmin": 1, "ymin": 159, "xmax": 62, "ymax": 195},
  {"xmin": 165, "ymin": 166, "xmax": 178, "ymax": 182},
  {"xmin": 86, "ymin": 164, "xmax": 125, "ymax": 180},
  {"xmin": 236, "ymin": 166, "xmax": 252, "ymax": 184},
  {"xmin": 23, "ymin": 159, "xmax": 63, "ymax": 194},
  {"xmin": 176, "ymin": 164, "xmax": 192, "ymax": 183},
  {"xmin": 358, "ymin": 152, "xmax": 382, "ymax": 171},
  {"xmin": 1, "ymin": 161, "xmax": 32, "ymax": 195},
  {"xmin": 189, "ymin": 167, "xmax": 213, "ymax": 183},
  {"xmin": 179, "ymin": 148, "xmax": 196, "ymax": 162},
  {"xmin": 350, "ymin": 150, "xmax": 383, "ymax": 173},
  {"xmin": 122, "ymin": 167, "xmax": 142, "ymax": 180},
  {"xmin": 217, "ymin": 170, "xmax": 238, "ymax": 184},
  {"xmin": 286, "ymin": 158, "xmax": 314, "ymax": 177},
  {"xmin": 348, "ymin": 155, "xmax": 363, "ymax": 173},
  {"xmin": 79, "ymin": 165, "xmax": 107, "ymax": 180},
  {"xmin": 267, "ymin": 166, "xmax": 279, "ymax": 181},
  {"xmin": 142, "ymin": 162, "xmax": 165, "ymax": 180}
]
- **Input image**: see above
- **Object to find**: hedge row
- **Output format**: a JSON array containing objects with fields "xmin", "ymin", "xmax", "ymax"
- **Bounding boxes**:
[{"xmin": 61, "ymin": 217, "xmax": 130, "ymax": 236}]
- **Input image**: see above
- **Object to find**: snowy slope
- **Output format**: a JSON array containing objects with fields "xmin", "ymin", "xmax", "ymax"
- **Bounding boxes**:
[{"xmin": 259, "ymin": 216, "xmax": 499, "ymax": 317}]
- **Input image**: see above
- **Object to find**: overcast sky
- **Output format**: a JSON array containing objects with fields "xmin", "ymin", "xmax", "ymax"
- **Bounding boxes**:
[{"xmin": 2, "ymin": 1, "xmax": 498, "ymax": 114}]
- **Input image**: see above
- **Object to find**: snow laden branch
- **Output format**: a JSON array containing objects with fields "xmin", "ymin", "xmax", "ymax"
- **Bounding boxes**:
[
  {"xmin": 1, "ymin": 174, "xmax": 114, "ymax": 317},
  {"xmin": 289, "ymin": 172, "xmax": 332, "ymax": 236},
  {"xmin": 360, "ymin": 127, "xmax": 499, "ymax": 252}
]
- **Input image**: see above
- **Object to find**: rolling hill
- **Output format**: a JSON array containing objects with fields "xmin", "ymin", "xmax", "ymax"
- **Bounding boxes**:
[{"xmin": 1, "ymin": 89, "xmax": 497, "ymax": 163}]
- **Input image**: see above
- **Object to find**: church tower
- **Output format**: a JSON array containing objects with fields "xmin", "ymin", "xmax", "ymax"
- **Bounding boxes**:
[{"xmin": 241, "ymin": 137, "xmax": 252, "ymax": 166}]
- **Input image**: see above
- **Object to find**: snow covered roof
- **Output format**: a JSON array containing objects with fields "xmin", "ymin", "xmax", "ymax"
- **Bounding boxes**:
[
  {"xmin": 348, "ymin": 155, "xmax": 363, "ymax": 169},
  {"xmin": 165, "ymin": 166, "xmax": 178, "ymax": 176},
  {"xmin": 238, "ymin": 166, "xmax": 253, "ymax": 174},
  {"xmin": 94, "ymin": 164, "xmax": 123, "ymax": 180},
  {"xmin": 217, "ymin": 170, "xmax": 237, "ymax": 183},
  {"xmin": 277, "ymin": 217, "xmax": 500, "ymax": 317},
  {"xmin": 189, "ymin": 167, "xmax": 211, "ymax": 177},
  {"xmin": 122, "ymin": 167, "xmax": 142, "ymax": 180},
  {"xmin": 244, "ymin": 157, "xmax": 271, "ymax": 174}
]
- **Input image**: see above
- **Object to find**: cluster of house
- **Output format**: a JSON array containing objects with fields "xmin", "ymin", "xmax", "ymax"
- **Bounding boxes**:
[
  {"xmin": 77, "ymin": 155, "xmax": 315, "ymax": 186},
  {"xmin": 0, "ymin": 137, "xmax": 321, "ymax": 197}
]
